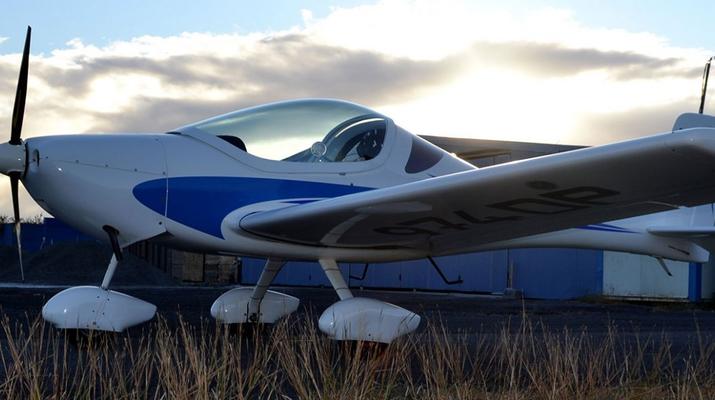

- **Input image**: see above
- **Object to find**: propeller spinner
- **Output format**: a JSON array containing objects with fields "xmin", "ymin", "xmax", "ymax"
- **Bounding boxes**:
[{"xmin": 0, "ymin": 26, "xmax": 31, "ymax": 282}]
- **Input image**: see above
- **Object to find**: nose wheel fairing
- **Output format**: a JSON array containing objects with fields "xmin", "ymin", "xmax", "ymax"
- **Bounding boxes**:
[
  {"xmin": 42, "ymin": 228, "xmax": 157, "ymax": 332},
  {"xmin": 42, "ymin": 286, "xmax": 156, "ymax": 332}
]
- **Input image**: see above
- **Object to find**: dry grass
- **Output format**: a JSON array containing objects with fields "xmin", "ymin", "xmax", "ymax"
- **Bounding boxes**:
[{"xmin": 0, "ymin": 311, "xmax": 713, "ymax": 399}]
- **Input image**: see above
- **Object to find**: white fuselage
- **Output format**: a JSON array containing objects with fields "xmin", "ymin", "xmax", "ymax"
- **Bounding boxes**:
[{"xmin": 22, "ymin": 124, "xmax": 472, "ymax": 262}]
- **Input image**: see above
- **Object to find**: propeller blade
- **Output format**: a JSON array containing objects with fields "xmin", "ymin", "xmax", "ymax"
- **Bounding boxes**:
[
  {"xmin": 10, "ymin": 26, "xmax": 31, "ymax": 145},
  {"xmin": 10, "ymin": 173, "xmax": 24, "ymax": 282}
]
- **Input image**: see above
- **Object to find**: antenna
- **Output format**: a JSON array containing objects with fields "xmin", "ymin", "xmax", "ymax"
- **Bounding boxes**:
[{"xmin": 699, "ymin": 57, "xmax": 713, "ymax": 114}]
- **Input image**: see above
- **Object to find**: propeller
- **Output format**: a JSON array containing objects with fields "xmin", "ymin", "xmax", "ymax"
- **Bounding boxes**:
[
  {"xmin": 0, "ymin": 26, "xmax": 31, "ymax": 282},
  {"xmin": 10, "ymin": 175, "xmax": 22, "ymax": 281}
]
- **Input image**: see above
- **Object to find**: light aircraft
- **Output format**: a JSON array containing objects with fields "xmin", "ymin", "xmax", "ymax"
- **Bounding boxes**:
[{"xmin": 3, "ymin": 27, "xmax": 715, "ymax": 343}]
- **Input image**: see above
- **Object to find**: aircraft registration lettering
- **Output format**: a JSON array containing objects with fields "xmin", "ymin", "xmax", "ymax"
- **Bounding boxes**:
[
  {"xmin": 373, "ymin": 186, "xmax": 621, "ymax": 236},
  {"xmin": 489, "ymin": 186, "xmax": 619, "ymax": 214}
]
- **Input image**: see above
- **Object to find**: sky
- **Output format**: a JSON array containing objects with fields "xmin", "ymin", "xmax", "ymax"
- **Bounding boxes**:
[{"xmin": 0, "ymin": 0, "xmax": 714, "ymax": 217}]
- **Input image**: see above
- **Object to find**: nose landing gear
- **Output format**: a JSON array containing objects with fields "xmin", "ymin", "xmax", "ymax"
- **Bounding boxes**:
[{"xmin": 41, "ymin": 227, "xmax": 157, "ymax": 332}]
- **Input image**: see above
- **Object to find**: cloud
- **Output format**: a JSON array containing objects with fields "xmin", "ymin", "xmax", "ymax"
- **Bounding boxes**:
[
  {"xmin": 0, "ymin": 5, "xmax": 704, "ymax": 139},
  {"xmin": 0, "ymin": 63, "xmax": 15, "ymax": 94},
  {"xmin": 0, "ymin": 0, "xmax": 712, "ymax": 217},
  {"xmin": 469, "ymin": 41, "xmax": 690, "ymax": 80},
  {"xmin": 6, "ymin": 34, "xmax": 466, "ymax": 134},
  {"xmin": 570, "ymin": 97, "xmax": 698, "ymax": 144},
  {"xmin": 5, "ymin": 36, "xmax": 692, "ymax": 136}
]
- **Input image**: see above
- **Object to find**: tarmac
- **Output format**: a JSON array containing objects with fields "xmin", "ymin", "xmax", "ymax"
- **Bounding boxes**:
[{"xmin": 0, "ymin": 284, "xmax": 714, "ymax": 353}]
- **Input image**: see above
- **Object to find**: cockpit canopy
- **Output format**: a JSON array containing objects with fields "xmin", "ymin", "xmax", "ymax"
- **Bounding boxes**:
[{"xmin": 178, "ymin": 99, "xmax": 389, "ymax": 162}]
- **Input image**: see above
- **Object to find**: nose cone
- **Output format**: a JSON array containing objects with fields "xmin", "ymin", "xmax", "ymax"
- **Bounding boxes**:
[
  {"xmin": 0, "ymin": 142, "xmax": 25, "ymax": 176},
  {"xmin": 21, "ymin": 134, "xmax": 168, "ymax": 245}
]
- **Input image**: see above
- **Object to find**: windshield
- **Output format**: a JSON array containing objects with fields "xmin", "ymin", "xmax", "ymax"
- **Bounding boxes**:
[{"xmin": 178, "ymin": 99, "xmax": 388, "ymax": 162}]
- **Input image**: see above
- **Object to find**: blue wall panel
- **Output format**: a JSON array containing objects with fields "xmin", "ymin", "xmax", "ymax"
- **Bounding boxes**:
[
  {"xmin": 351, "ymin": 251, "xmax": 509, "ymax": 293},
  {"xmin": 433, "ymin": 251, "xmax": 508, "ymax": 293},
  {"xmin": 240, "ymin": 257, "xmax": 266, "ymax": 283},
  {"xmin": 271, "ymin": 261, "xmax": 334, "ymax": 287},
  {"xmin": 689, "ymin": 262, "xmax": 702, "ymax": 302},
  {"xmin": 239, "ymin": 248, "xmax": 602, "ymax": 300},
  {"xmin": 240, "ymin": 258, "xmax": 349, "ymax": 288},
  {"xmin": 1, "ymin": 218, "xmax": 95, "ymax": 252},
  {"xmin": 349, "ymin": 261, "xmax": 403, "ymax": 288},
  {"xmin": 509, "ymin": 249, "xmax": 602, "ymax": 299}
]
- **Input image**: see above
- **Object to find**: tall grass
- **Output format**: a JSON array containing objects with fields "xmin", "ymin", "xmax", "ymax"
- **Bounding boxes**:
[{"xmin": 0, "ymin": 311, "xmax": 713, "ymax": 399}]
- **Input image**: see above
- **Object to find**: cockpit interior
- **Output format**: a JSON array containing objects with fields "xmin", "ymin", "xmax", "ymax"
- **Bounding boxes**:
[{"xmin": 180, "ymin": 99, "xmax": 388, "ymax": 163}]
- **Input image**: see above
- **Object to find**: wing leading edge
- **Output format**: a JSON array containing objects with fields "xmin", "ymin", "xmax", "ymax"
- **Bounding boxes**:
[{"xmin": 239, "ymin": 129, "xmax": 715, "ymax": 256}]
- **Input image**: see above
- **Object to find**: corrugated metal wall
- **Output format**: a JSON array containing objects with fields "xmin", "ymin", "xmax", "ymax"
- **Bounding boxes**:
[
  {"xmin": 701, "ymin": 262, "xmax": 715, "ymax": 300},
  {"xmin": 1, "ymin": 218, "xmax": 95, "ymax": 251},
  {"xmin": 3, "ymin": 219, "xmax": 708, "ymax": 302},
  {"xmin": 602, "ymin": 252, "xmax": 690, "ymax": 299},
  {"xmin": 240, "ymin": 248, "xmax": 603, "ymax": 300},
  {"xmin": 509, "ymin": 249, "xmax": 603, "ymax": 299}
]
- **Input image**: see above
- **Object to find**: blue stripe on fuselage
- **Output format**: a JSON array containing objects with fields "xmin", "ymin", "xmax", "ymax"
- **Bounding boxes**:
[
  {"xmin": 577, "ymin": 223, "xmax": 636, "ymax": 233},
  {"xmin": 133, "ymin": 177, "xmax": 372, "ymax": 238}
]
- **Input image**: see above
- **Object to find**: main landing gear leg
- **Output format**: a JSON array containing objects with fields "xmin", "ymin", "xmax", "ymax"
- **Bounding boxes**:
[
  {"xmin": 42, "ymin": 226, "xmax": 157, "ymax": 332},
  {"xmin": 318, "ymin": 258, "xmax": 353, "ymax": 300},
  {"xmin": 317, "ymin": 259, "xmax": 421, "ymax": 343},
  {"xmin": 211, "ymin": 258, "xmax": 299, "ymax": 324}
]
